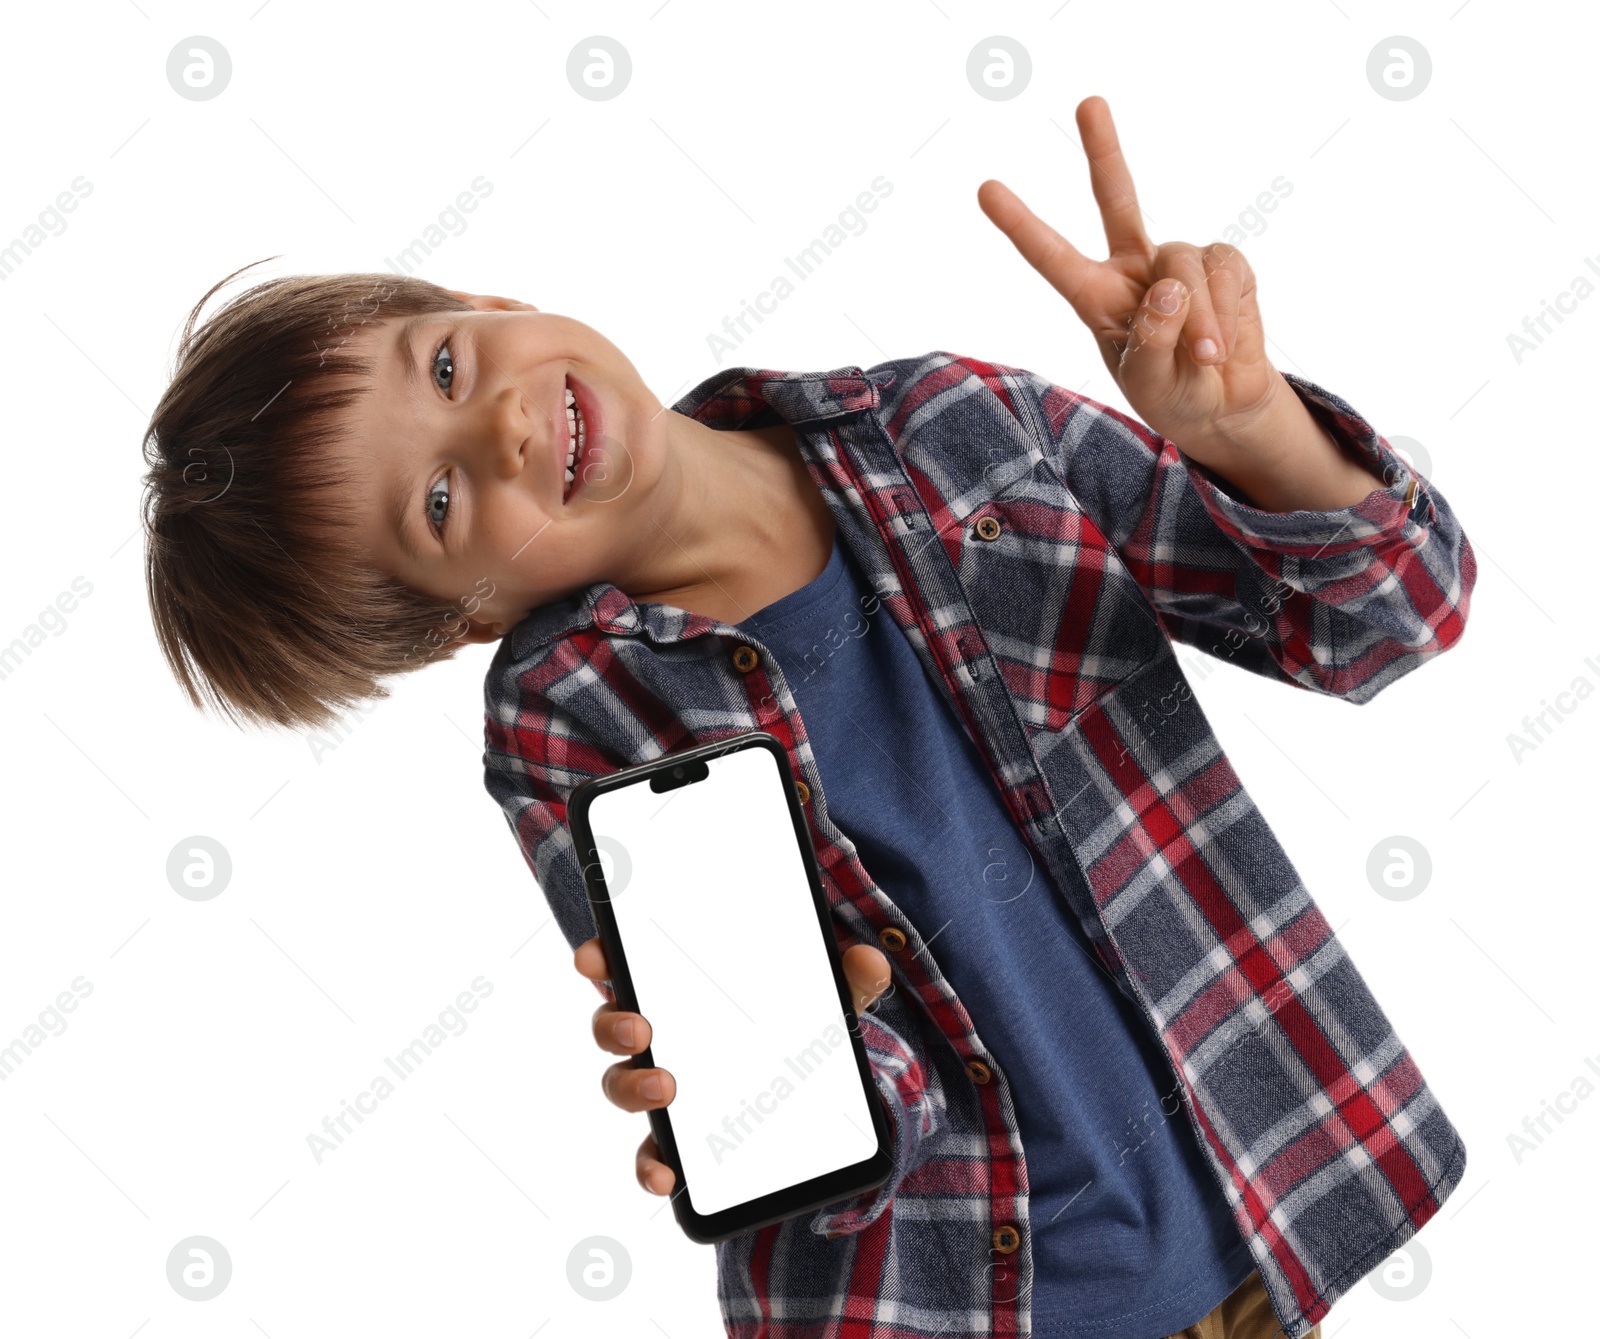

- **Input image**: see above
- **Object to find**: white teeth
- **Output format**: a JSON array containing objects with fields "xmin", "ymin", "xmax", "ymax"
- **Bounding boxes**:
[{"xmin": 563, "ymin": 383, "xmax": 586, "ymax": 498}]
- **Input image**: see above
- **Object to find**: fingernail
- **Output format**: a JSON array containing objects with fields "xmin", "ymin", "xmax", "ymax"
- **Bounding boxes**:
[
  {"xmin": 640, "ymin": 1073, "xmax": 664, "ymax": 1101},
  {"xmin": 615, "ymin": 1017, "xmax": 637, "ymax": 1047},
  {"xmin": 1154, "ymin": 284, "xmax": 1183, "ymax": 314},
  {"xmin": 1195, "ymin": 338, "xmax": 1218, "ymax": 360}
]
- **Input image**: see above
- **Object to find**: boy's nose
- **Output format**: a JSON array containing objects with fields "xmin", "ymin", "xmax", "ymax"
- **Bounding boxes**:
[{"xmin": 485, "ymin": 383, "xmax": 535, "ymax": 479}]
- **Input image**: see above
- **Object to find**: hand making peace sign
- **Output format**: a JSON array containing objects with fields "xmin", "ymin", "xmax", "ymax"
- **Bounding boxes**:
[{"xmin": 978, "ymin": 96, "xmax": 1287, "ymax": 470}]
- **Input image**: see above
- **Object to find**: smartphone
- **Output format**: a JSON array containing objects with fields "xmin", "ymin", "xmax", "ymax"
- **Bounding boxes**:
[{"xmin": 567, "ymin": 730, "xmax": 893, "ymax": 1244}]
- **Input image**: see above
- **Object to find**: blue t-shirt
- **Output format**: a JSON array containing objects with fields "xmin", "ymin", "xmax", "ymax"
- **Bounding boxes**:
[{"xmin": 735, "ymin": 536, "xmax": 1256, "ymax": 1338}]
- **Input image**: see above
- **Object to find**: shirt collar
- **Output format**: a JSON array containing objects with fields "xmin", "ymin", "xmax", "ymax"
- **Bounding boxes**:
[
  {"xmin": 674, "ymin": 362, "xmax": 881, "ymax": 429},
  {"xmin": 493, "ymin": 362, "xmax": 882, "ymax": 661}
]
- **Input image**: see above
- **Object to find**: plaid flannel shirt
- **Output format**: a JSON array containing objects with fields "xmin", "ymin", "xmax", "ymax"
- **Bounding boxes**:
[{"xmin": 482, "ymin": 350, "xmax": 1476, "ymax": 1338}]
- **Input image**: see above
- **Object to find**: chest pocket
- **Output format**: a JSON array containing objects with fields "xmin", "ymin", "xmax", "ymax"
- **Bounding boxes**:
[{"xmin": 958, "ymin": 467, "xmax": 1168, "ymax": 736}]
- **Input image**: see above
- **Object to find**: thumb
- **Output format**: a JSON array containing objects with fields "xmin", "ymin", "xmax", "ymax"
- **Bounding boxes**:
[
  {"xmin": 1119, "ymin": 278, "xmax": 1188, "ymax": 403},
  {"xmin": 841, "ymin": 944, "xmax": 893, "ymax": 1016}
]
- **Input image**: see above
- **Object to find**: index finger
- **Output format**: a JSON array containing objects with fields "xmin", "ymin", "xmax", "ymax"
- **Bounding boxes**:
[
  {"xmin": 1075, "ymin": 95, "xmax": 1153, "ymax": 262},
  {"xmin": 976, "ymin": 178, "xmax": 1099, "ymax": 315}
]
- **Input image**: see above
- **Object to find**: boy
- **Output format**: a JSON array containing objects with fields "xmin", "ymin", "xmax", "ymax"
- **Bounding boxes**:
[{"xmin": 140, "ymin": 98, "xmax": 1473, "ymax": 1339}]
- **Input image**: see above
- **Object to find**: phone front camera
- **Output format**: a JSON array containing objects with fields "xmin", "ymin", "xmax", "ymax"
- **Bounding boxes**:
[{"xmin": 673, "ymin": 766, "xmax": 684, "ymax": 778}]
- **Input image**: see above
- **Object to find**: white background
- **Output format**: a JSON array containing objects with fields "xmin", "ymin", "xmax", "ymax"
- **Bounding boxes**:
[{"xmin": 0, "ymin": 0, "xmax": 1593, "ymax": 1335}]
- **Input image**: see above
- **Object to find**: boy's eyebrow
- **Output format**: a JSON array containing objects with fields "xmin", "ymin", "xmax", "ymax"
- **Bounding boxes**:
[
  {"xmin": 389, "ymin": 467, "xmax": 425, "ymax": 567},
  {"xmin": 395, "ymin": 313, "xmax": 430, "ymax": 390}
]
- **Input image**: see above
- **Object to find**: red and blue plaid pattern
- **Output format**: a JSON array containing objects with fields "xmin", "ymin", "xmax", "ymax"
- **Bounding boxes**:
[{"xmin": 483, "ymin": 351, "xmax": 1476, "ymax": 1338}]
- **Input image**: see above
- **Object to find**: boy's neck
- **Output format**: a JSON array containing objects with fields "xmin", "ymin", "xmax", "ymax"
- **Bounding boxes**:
[{"xmin": 620, "ymin": 411, "xmax": 835, "ymax": 626}]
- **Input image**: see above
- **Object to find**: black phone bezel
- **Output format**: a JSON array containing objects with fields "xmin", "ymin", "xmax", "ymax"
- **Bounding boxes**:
[{"xmin": 567, "ymin": 729, "xmax": 893, "ymax": 1245}]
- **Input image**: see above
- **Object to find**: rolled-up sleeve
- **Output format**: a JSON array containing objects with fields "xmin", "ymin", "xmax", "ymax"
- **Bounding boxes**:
[
  {"xmin": 809, "ymin": 1008, "xmax": 941, "ymax": 1238},
  {"xmin": 1013, "ymin": 365, "xmax": 1478, "ymax": 704}
]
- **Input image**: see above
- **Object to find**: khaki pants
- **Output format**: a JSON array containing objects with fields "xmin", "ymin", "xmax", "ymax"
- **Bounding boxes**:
[{"xmin": 1161, "ymin": 1271, "xmax": 1321, "ymax": 1339}]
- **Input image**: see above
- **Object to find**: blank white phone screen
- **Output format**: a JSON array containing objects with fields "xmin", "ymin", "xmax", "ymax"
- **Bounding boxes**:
[{"xmin": 586, "ymin": 746, "xmax": 878, "ymax": 1217}]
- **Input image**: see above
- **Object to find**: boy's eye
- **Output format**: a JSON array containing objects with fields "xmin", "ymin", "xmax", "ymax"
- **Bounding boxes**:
[
  {"xmin": 431, "ymin": 340, "xmax": 454, "ymax": 395},
  {"xmin": 426, "ymin": 474, "xmax": 450, "ymax": 535}
]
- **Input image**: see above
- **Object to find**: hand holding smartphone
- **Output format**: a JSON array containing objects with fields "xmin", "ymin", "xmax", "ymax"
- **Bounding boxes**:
[
  {"xmin": 567, "ymin": 731, "xmax": 898, "ymax": 1243},
  {"xmin": 574, "ymin": 933, "xmax": 894, "ymax": 1196}
]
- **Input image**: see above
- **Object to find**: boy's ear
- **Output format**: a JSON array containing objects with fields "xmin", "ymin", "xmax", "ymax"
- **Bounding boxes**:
[
  {"xmin": 443, "ymin": 289, "xmax": 539, "ymax": 313},
  {"xmin": 449, "ymin": 619, "xmax": 506, "ymax": 647}
]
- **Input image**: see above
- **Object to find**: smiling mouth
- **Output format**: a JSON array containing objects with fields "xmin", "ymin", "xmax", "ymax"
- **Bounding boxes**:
[{"xmin": 562, "ymin": 377, "xmax": 588, "ymax": 502}]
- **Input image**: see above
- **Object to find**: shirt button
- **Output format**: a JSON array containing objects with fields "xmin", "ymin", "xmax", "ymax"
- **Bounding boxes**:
[
  {"xmin": 795, "ymin": 780, "xmax": 811, "ymax": 805},
  {"xmin": 877, "ymin": 926, "xmax": 907, "ymax": 953},
  {"xmin": 993, "ymin": 1225, "xmax": 1021, "ymax": 1254},
  {"xmin": 966, "ymin": 1059, "xmax": 992, "ymax": 1085},
  {"xmin": 731, "ymin": 645, "xmax": 759, "ymax": 673},
  {"xmin": 974, "ymin": 515, "xmax": 1002, "ymax": 541}
]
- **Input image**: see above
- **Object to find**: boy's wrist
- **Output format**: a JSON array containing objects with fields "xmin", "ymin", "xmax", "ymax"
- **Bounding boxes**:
[{"xmin": 1179, "ymin": 376, "xmax": 1383, "ymax": 514}]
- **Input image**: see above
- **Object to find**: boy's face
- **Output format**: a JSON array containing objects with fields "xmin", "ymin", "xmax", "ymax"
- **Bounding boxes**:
[{"xmin": 328, "ymin": 292, "xmax": 669, "ymax": 642}]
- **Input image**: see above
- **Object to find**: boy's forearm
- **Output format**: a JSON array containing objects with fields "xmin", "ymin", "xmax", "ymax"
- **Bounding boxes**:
[{"xmin": 1174, "ymin": 375, "xmax": 1389, "ymax": 514}]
